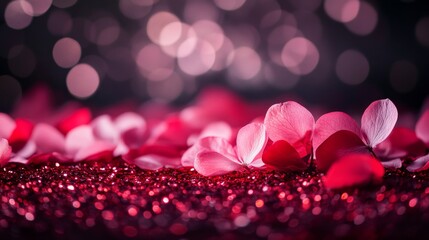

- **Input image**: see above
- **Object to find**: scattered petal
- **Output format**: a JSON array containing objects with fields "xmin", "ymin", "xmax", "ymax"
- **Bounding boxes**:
[
  {"xmin": 262, "ymin": 140, "xmax": 307, "ymax": 171},
  {"xmin": 381, "ymin": 158, "xmax": 402, "ymax": 169},
  {"xmin": 194, "ymin": 151, "xmax": 242, "ymax": 176},
  {"xmin": 57, "ymin": 108, "xmax": 92, "ymax": 135},
  {"xmin": 416, "ymin": 110, "xmax": 429, "ymax": 146},
  {"xmin": 406, "ymin": 154, "xmax": 429, "ymax": 172},
  {"xmin": 65, "ymin": 125, "xmax": 95, "ymax": 157},
  {"xmin": 236, "ymin": 123, "xmax": 267, "ymax": 166},
  {"xmin": 0, "ymin": 139, "xmax": 12, "ymax": 166},
  {"xmin": 8, "ymin": 119, "xmax": 33, "ymax": 152},
  {"xmin": 31, "ymin": 123, "xmax": 65, "ymax": 153},
  {"xmin": 74, "ymin": 141, "xmax": 115, "ymax": 162}
]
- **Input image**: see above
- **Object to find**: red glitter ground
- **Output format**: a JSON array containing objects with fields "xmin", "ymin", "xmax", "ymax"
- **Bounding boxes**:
[{"xmin": 1, "ymin": 159, "xmax": 429, "ymax": 240}]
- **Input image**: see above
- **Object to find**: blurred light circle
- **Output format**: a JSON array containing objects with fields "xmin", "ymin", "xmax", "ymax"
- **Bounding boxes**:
[
  {"xmin": 228, "ymin": 47, "xmax": 261, "ymax": 80},
  {"xmin": 24, "ymin": 0, "xmax": 52, "ymax": 16},
  {"xmin": 211, "ymin": 37, "xmax": 234, "ymax": 71},
  {"xmin": 268, "ymin": 25, "xmax": 299, "ymax": 66},
  {"xmin": 47, "ymin": 10, "xmax": 73, "ymax": 36},
  {"xmin": 0, "ymin": 75, "xmax": 22, "ymax": 111},
  {"xmin": 119, "ymin": 0, "xmax": 152, "ymax": 19},
  {"xmin": 390, "ymin": 60, "xmax": 418, "ymax": 93},
  {"xmin": 52, "ymin": 0, "xmax": 77, "ymax": 9},
  {"xmin": 147, "ymin": 11, "xmax": 180, "ymax": 46},
  {"xmin": 227, "ymin": 24, "xmax": 260, "ymax": 49},
  {"xmin": 192, "ymin": 20, "xmax": 225, "ymax": 51},
  {"xmin": 88, "ymin": 17, "xmax": 121, "ymax": 46},
  {"xmin": 214, "ymin": 0, "xmax": 246, "ymax": 11},
  {"xmin": 178, "ymin": 39, "xmax": 216, "ymax": 76},
  {"xmin": 66, "ymin": 64, "xmax": 100, "ymax": 99},
  {"xmin": 159, "ymin": 21, "xmax": 183, "ymax": 46},
  {"xmin": 81, "ymin": 55, "xmax": 108, "ymax": 79},
  {"xmin": 8, "ymin": 45, "xmax": 36, "ymax": 78},
  {"xmin": 160, "ymin": 23, "xmax": 197, "ymax": 57},
  {"xmin": 335, "ymin": 49, "xmax": 369, "ymax": 85},
  {"xmin": 5, "ymin": 1, "xmax": 33, "ymax": 30},
  {"xmin": 324, "ymin": 0, "xmax": 360, "ymax": 23},
  {"xmin": 136, "ymin": 44, "xmax": 174, "ymax": 81},
  {"xmin": 184, "ymin": 0, "xmax": 219, "ymax": 23},
  {"xmin": 345, "ymin": 2, "xmax": 378, "ymax": 36},
  {"xmin": 281, "ymin": 37, "xmax": 319, "ymax": 75},
  {"xmin": 416, "ymin": 17, "xmax": 429, "ymax": 48},
  {"xmin": 53, "ymin": 37, "xmax": 81, "ymax": 68}
]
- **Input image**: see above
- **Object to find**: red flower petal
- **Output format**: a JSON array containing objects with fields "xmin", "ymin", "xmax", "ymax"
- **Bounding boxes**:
[
  {"xmin": 315, "ymin": 130, "xmax": 368, "ymax": 172},
  {"xmin": 57, "ymin": 108, "xmax": 92, "ymax": 135},
  {"xmin": 374, "ymin": 127, "xmax": 426, "ymax": 159},
  {"xmin": 416, "ymin": 110, "xmax": 429, "ymax": 146},
  {"xmin": 194, "ymin": 151, "xmax": 242, "ymax": 176},
  {"xmin": 264, "ymin": 101, "xmax": 314, "ymax": 151},
  {"xmin": 324, "ymin": 153, "xmax": 385, "ymax": 189},
  {"xmin": 0, "ymin": 138, "xmax": 12, "ymax": 166},
  {"xmin": 406, "ymin": 154, "xmax": 429, "ymax": 172},
  {"xmin": 361, "ymin": 99, "xmax": 398, "ymax": 148},
  {"xmin": 313, "ymin": 111, "xmax": 360, "ymax": 151},
  {"xmin": 8, "ymin": 119, "xmax": 34, "ymax": 152},
  {"xmin": 262, "ymin": 140, "xmax": 308, "ymax": 171}
]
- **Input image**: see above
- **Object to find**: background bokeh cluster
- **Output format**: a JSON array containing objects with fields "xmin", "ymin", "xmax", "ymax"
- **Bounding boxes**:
[{"xmin": 1, "ymin": 0, "xmax": 428, "ymax": 112}]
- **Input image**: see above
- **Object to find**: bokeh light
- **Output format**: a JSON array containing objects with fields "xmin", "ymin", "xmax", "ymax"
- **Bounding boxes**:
[
  {"xmin": 335, "ymin": 49, "xmax": 369, "ymax": 85},
  {"xmin": 52, "ymin": 37, "xmax": 81, "ymax": 68},
  {"xmin": 66, "ymin": 64, "xmax": 100, "ymax": 99},
  {"xmin": 281, "ymin": 37, "xmax": 319, "ymax": 75},
  {"xmin": 5, "ymin": 1, "xmax": 33, "ymax": 30}
]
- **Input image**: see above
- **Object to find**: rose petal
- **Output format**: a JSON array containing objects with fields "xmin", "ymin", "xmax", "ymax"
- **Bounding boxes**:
[
  {"xmin": 381, "ymin": 158, "xmax": 402, "ymax": 169},
  {"xmin": 262, "ymin": 140, "xmax": 308, "ymax": 171},
  {"xmin": 8, "ymin": 119, "xmax": 33, "ymax": 152},
  {"xmin": 406, "ymin": 154, "xmax": 429, "ymax": 172},
  {"xmin": 324, "ymin": 153, "xmax": 385, "ymax": 189},
  {"xmin": 315, "ymin": 130, "xmax": 368, "ymax": 172},
  {"xmin": 132, "ymin": 155, "xmax": 164, "ymax": 170},
  {"xmin": 74, "ymin": 141, "xmax": 115, "ymax": 162},
  {"xmin": 32, "ymin": 123, "xmax": 65, "ymax": 153},
  {"xmin": 28, "ymin": 152, "xmax": 70, "ymax": 164},
  {"xmin": 65, "ymin": 125, "xmax": 95, "ymax": 157},
  {"xmin": 313, "ymin": 112, "xmax": 360, "ymax": 151},
  {"xmin": 0, "ymin": 138, "xmax": 12, "ymax": 166},
  {"xmin": 361, "ymin": 99, "xmax": 398, "ymax": 148},
  {"xmin": 115, "ymin": 112, "xmax": 146, "ymax": 133},
  {"xmin": 181, "ymin": 144, "xmax": 200, "ymax": 167},
  {"xmin": 91, "ymin": 115, "xmax": 120, "ymax": 143},
  {"xmin": 236, "ymin": 123, "xmax": 268, "ymax": 166},
  {"xmin": 187, "ymin": 121, "xmax": 233, "ymax": 146},
  {"xmin": 0, "ymin": 113, "xmax": 16, "ymax": 139},
  {"xmin": 57, "ymin": 108, "xmax": 92, "ymax": 135},
  {"xmin": 416, "ymin": 110, "xmax": 429, "ymax": 146},
  {"xmin": 194, "ymin": 151, "xmax": 242, "ymax": 176},
  {"xmin": 264, "ymin": 101, "xmax": 315, "ymax": 144}
]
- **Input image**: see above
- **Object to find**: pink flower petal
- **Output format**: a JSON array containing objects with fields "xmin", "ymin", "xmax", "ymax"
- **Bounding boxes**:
[
  {"xmin": 57, "ymin": 108, "xmax": 92, "ymax": 135},
  {"xmin": 236, "ymin": 123, "xmax": 268, "ymax": 166},
  {"xmin": 406, "ymin": 154, "xmax": 429, "ymax": 172},
  {"xmin": 381, "ymin": 158, "xmax": 402, "ymax": 169},
  {"xmin": 31, "ymin": 123, "xmax": 65, "ymax": 153},
  {"xmin": 262, "ymin": 140, "xmax": 308, "ymax": 171},
  {"xmin": 264, "ymin": 101, "xmax": 315, "ymax": 145},
  {"xmin": 115, "ymin": 112, "xmax": 146, "ymax": 134},
  {"xmin": 91, "ymin": 115, "xmax": 120, "ymax": 143},
  {"xmin": 65, "ymin": 125, "xmax": 95, "ymax": 157},
  {"xmin": 133, "ymin": 155, "xmax": 164, "ymax": 170},
  {"xmin": 0, "ymin": 138, "xmax": 12, "ymax": 166},
  {"xmin": 182, "ymin": 135, "xmax": 235, "ymax": 167},
  {"xmin": 361, "ymin": 99, "xmax": 398, "ymax": 148},
  {"xmin": 416, "ymin": 110, "xmax": 429, "ymax": 146},
  {"xmin": 194, "ymin": 151, "xmax": 242, "ymax": 176},
  {"xmin": 313, "ymin": 111, "xmax": 360, "ymax": 151},
  {"xmin": 324, "ymin": 153, "xmax": 385, "ymax": 189},
  {"xmin": 315, "ymin": 130, "xmax": 368, "ymax": 172},
  {"xmin": 8, "ymin": 119, "xmax": 33, "ymax": 152},
  {"xmin": 181, "ymin": 144, "xmax": 200, "ymax": 167},
  {"xmin": 74, "ymin": 141, "xmax": 115, "ymax": 162},
  {"xmin": 0, "ymin": 113, "xmax": 16, "ymax": 139},
  {"xmin": 149, "ymin": 116, "xmax": 195, "ymax": 147},
  {"xmin": 187, "ymin": 121, "xmax": 233, "ymax": 146},
  {"xmin": 28, "ymin": 152, "xmax": 70, "ymax": 164}
]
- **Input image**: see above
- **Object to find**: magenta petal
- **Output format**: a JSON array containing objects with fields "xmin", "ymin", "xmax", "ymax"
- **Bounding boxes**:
[
  {"xmin": 416, "ymin": 110, "xmax": 429, "ymax": 146},
  {"xmin": 188, "ymin": 121, "xmax": 233, "ymax": 145},
  {"xmin": 57, "ymin": 108, "xmax": 92, "ymax": 135},
  {"xmin": 262, "ymin": 140, "xmax": 307, "ymax": 171},
  {"xmin": 115, "ymin": 112, "xmax": 146, "ymax": 133},
  {"xmin": 315, "ymin": 130, "xmax": 368, "ymax": 172},
  {"xmin": 181, "ymin": 144, "xmax": 199, "ymax": 167},
  {"xmin": 313, "ymin": 112, "xmax": 360, "ymax": 151},
  {"xmin": 8, "ymin": 119, "xmax": 33, "ymax": 152},
  {"xmin": 361, "ymin": 99, "xmax": 398, "ymax": 148},
  {"xmin": 133, "ymin": 155, "xmax": 164, "ymax": 170},
  {"xmin": 264, "ymin": 101, "xmax": 315, "ymax": 144},
  {"xmin": 32, "ymin": 123, "xmax": 65, "ymax": 154},
  {"xmin": 65, "ymin": 125, "xmax": 96, "ymax": 157},
  {"xmin": 374, "ymin": 127, "xmax": 426, "ymax": 159},
  {"xmin": 194, "ymin": 151, "xmax": 242, "ymax": 176},
  {"xmin": 381, "ymin": 158, "xmax": 402, "ymax": 169},
  {"xmin": 236, "ymin": 123, "xmax": 267, "ymax": 166},
  {"xmin": 91, "ymin": 115, "xmax": 119, "ymax": 143},
  {"xmin": 324, "ymin": 153, "xmax": 385, "ymax": 189},
  {"xmin": 74, "ymin": 141, "xmax": 115, "ymax": 162},
  {"xmin": 0, "ymin": 138, "xmax": 12, "ymax": 166},
  {"xmin": 406, "ymin": 154, "xmax": 429, "ymax": 172},
  {"xmin": 0, "ymin": 113, "xmax": 16, "ymax": 139}
]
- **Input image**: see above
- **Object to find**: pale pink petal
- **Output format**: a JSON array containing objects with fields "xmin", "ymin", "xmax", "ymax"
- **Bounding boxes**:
[
  {"xmin": 74, "ymin": 141, "xmax": 115, "ymax": 162},
  {"xmin": 313, "ymin": 112, "xmax": 360, "ymax": 151},
  {"xmin": 236, "ymin": 123, "xmax": 268, "ymax": 166},
  {"xmin": 0, "ymin": 113, "xmax": 16, "ymax": 139},
  {"xmin": 9, "ymin": 156, "xmax": 28, "ymax": 164},
  {"xmin": 32, "ymin": 123, "xmax": 65, "ymax": 153},
  {"xmin": 194, "ymin": 151, "xmax": 242, "ymax": 176},
  {"xmin": 133, "ymin": 155, "xmax": 164, "ymax": 170},
  {"xmin": 115, "ymin": 112, "xmax": 146, "ymax": 134},
  {"xmin": 181, "ymin": 144, "xmax": 200, "ymax": 167},
  {"xmin": 187, "ymin": 121, "xmax": 233, "ymax": 145},
  {"xmin": 148, "ymin": 116, "xmax": 194, "ymax": 146},
  {"xmin": 324, "ymin": 153, "xmax": 385, "ymax": 189},
  {"xmin": 15, "ymin": 140, "xmax": 36, "ymax": 158},
  {"xmin": 381, "ymin": 159, "xmax": 402, "ymax": 169},
  {"xmin": 264, "ymin": 101, "xmax": 315, "ymax": 147},
  {"xmin": 406, "ymin": 154, "xmax": 429, "ymax": 172},
  {"xmin": 91, "ymin": 115, "xmax": 120, "ymax": 143},
  {"xmin": 65, "ymin": 125, "xmax": 95, "ymax": 157},
  {"xmin": 0, "ymin": 138, "xmax": 12, "ymax": 166},
  {"xmin": 416, "ymin": 110, "xmax": 429, "ymax": 146},
  {"xmin": 249, "ymin": 158, "xmax": 265, "ymax": 168},
  {"xmin": 361, "ymin": 99, "xmax": 398, "ymax": 148},
  {"xmin": 113, "ymin": 141, "xmax": 129, "ymax": 156}
]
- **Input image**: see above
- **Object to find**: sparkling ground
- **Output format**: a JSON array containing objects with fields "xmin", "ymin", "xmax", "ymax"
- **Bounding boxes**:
[{"xmin": 1, "ymin": 159, "xmax": 429, "ymax": 240}]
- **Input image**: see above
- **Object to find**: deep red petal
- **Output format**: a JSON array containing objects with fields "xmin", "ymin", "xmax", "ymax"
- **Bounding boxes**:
[
  {"xmin": 375, "ymin": 127, "xmax": 426, "ymax": 159},
  {"xmin": 57, "ymin": 108, "xmax": 92, "ymax": 135},
  {"xmin": 8, "ymin": 119, "xmax": 34, "ymax": 152},
  {"xmin": 416, "ymin": 110, "xmax": 429, "ymax": 146},
  {"xmin": 262, "ymin": 140, "xmax": 308, "ymax": 171},
  {"xmin": 315, "ymin": 130, "xmax": 368, "ymax": 172}
]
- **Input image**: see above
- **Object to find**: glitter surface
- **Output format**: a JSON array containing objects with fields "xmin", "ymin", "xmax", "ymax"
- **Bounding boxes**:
[{"xmin": 1, "ymin": 159, "xmax": 429, "ymax": 239}]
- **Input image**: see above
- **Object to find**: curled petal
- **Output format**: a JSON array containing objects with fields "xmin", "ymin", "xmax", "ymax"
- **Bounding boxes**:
[
  {"xmin": 406, "ymin": 154, "xmax": 429, "ymax": 172},
  {"xmin": 57, "ymin": 108, "xmax": 92, "ymax": 135},
  {"xmin": 264, "ymin": 101, "xmax": 315, "ymax": 144},
  {"xmin": 416, "ymin": 110, "xmax": 429, "ymax": 146},
  {"xmin": 262, "ymin": 140, "xmax": 307, "ymax": 171},
  {"xmin": 361, "ymin": 99, "xmax": 398, "ymax": 148},
  {"xmin": 315, "ymin": 130, "xmax": 368, "ymax": 172},
  {"xmin": 0, "ymin": 113, "xmax": 16, "ymax": 139},
  {"xmin": 313, "ymin": 112, "xmax": 360, "ymax": 151},
  {"xmin": 0, "ymin": 138, "xmax": 12, "ymax": 166},
  {"xmin": 194, "ymin": 151, "xmax": 242, "ymax": 176},
  {"xmin": 324, "ymin": 153, "xmax": 385, "ymax": 189},
  {"xmin": 32, "ymin": 123, "xmax": 65, "ymax": 153},
  {"xmin": 236, "ymin": 123, "xmax": 268, "ymax": 166}
]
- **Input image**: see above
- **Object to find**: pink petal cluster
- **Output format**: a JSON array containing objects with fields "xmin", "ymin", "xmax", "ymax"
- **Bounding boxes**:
[{"xmin": 1, "ymin": 86, "xmax": 428, "ymax": 190}]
